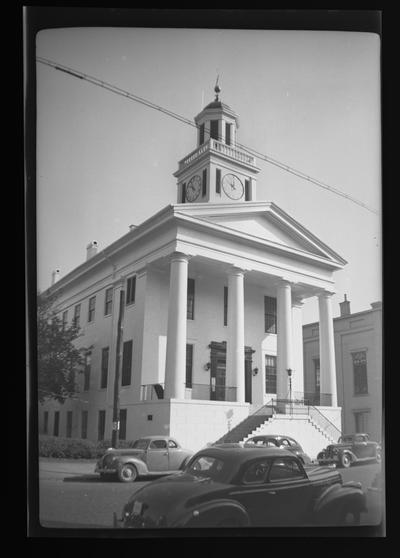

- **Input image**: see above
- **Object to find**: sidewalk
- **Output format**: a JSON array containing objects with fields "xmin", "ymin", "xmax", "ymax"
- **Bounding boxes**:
[{"xmin": 39, "ymin": 457, "xmax": 98, "ymax": 479}]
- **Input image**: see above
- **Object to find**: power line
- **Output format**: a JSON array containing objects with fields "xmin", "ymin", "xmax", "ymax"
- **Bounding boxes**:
[{"xmin": 36, "ymin": 56, "xmax": 379, "ymax": 216}]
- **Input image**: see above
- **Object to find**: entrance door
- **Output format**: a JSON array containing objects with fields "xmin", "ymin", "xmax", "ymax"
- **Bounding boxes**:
[
  {"xmin": 245, "ymin": 359, "xmax": 252, "ymax": 403},
  {"xmin": 211, "ymin": 357, "xmax": 226, "ymax": 401}
]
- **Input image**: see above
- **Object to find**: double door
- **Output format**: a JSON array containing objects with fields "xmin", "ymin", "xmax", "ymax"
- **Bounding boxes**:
[{"xmin": 209, "ymin": 342, "xmax": 254, "ymax": 402}]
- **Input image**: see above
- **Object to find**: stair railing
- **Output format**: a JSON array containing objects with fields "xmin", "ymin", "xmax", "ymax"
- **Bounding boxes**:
[{"xmin": 307, "ymin": 405, "xmax": 342, "ymax": 442}]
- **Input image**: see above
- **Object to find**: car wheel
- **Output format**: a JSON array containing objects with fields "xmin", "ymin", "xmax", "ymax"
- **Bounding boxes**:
[
  {"xmin": 317, "ymin": 452, "xmax": 325, "ymax": 461},
  {"xmin": 118, "ymin": 464, "xmax": 138, "ymax": 483},
  {"xmin": 339, "ymin": 453, "xmax": 352, "ymax": 468}
]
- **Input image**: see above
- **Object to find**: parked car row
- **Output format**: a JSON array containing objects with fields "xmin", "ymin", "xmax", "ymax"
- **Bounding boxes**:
[{"xmin": 93, "ymin": 432, "xmax": 381, "ymax": 529}]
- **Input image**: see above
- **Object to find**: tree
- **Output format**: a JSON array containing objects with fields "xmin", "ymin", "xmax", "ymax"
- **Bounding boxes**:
[{"xmin": 37, "ymin": 292, "xmax": 84, "ymax": 404}]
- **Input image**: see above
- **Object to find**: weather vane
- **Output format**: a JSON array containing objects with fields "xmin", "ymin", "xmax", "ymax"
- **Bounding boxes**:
[{"xmin": 214, "ymin": 74, "xmax": 221, "ymax": 101}]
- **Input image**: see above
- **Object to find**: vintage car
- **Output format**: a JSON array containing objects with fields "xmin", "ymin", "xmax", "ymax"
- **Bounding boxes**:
[
  {"xmin": 95, "ymin": 435, "xmax": 193, "ymax": 482},
  {"xmin": 317, "ymin": 433, "xmax": 381, "ymax": 468},
  {"xmin": 243, "ymin": 435, "xmax": 312, "ymax": 464},
  {"xmin": 115, "ymin": 446, "xmax": 367, "ymax": 528}
]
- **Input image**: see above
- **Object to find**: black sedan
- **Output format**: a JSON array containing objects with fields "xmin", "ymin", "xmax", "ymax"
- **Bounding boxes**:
[
  {"xmin": 243, "ymin": 435, "xmax": 312, "ymax": 464},
  {"xmin": 116, "ymin": 446, "xmax": 366, "ymax": 528}
]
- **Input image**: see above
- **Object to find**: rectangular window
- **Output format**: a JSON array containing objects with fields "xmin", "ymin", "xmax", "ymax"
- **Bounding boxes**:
[
  {"xmin": 187, "ymin": 278, "xmax": 195, "ymax": 320},
  {"xmin": 126, "ymin": 276, "xmax": 136, "ymax": 305},
  {"xmin": 73, "ymin": 304, "xmax": 81, "ymax": 328},
  {"xmin": 314, "ymin": 358, "xmax": 320, "ymax": 393},
  {"xmin": 66, "ymin": 411, "xmax": 73, "ymax": 438},
  {"xmin": 62, "ymin": 310, "xmax": 68, "ymax": 329},
  {"xmin": 43, "ymin": 411, "xmax": 49, "ymax": 434},
  {"xmin": 98, "ymin": 410, "xmax": 106, "ymax": 441},
  {"xmin": 100, "ymin": 347, "xmax": 109, "ymax": 389},
  {"xmin": 216, "ymin": 168, "xmax": 221, "ymax": 194},
  {"xmin": 354, "ymin": 410, "xmax": 369, "ymax": 433},
  {"xmin": 245, "ymin": 179, "xmax": 250, "ymax": 201},
  {"xmin": 88, "ymin": 296, "xmax": 96, "ymax": 322},
  {"xmin": 81, "ymin": 410, "xmax": 88, "ymax": 439},
  {"xmin": 224, "ymin": 286, "xmax": 228, "ymax": 326},
  {"xmin": 225, "ymin": 122, "xmax": 231, "ymax": 145},
  {"xmin": 202, "ymin": 169, "xmax": 207, "ymax": 197},
  {"xmin": 210, "ymin": 119, "xmax": 219, "ymax": 140},
  {"xmin": 264, "ymin": 296, "xmax": 277, "ymax": 334},
  {"xmin": 53, "ymin": 411, "xmax": 60, "ymax": 437},
  {"xmin": 181, "ymin": 182, "xmax": 186, "ymax": 203},
  {"xmin": 186, "ymin": 344, "xmax": 193, "ymax": 388},
  {"xmin": 83, "ymin": 353, "xmax": 91, "ymax": 391},
  {"xmin": 119, "ymin": 409, "xmax": 127, "ymax": 441},
  {"xmin": 104, "ymin": 287, "xmax": 113, "ymax": 316},
  {"xmin": 352, "ymin": 351, "xmax": 368, "ymax": 395},
  {"xmin": 265, "ymin": 355, "xmax": 277, "ymax": 394},
  {"xmin": 199, "ymin": 123, "xmax": 205, "ymax": 145},
  {"xmin": 121, "ymin": 340, "xmax": 133, "ymax": 386}
]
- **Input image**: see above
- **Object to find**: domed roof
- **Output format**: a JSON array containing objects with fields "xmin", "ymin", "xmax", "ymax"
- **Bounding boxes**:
[{"xmin": 204, "ymin": 100, "xmax": 232, "ymax": 111}]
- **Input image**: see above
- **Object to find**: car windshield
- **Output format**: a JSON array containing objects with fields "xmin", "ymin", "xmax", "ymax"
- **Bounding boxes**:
[
  {"xmin": 131, "ymin": 439, "xmax": 150, "ymax": 450},
  {"xmin": 187, "ymin": 455, "xmax": 227, "ymax": 481}
]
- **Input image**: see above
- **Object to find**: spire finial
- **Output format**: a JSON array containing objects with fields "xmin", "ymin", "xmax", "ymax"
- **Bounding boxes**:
[{"xmin": 214, "ymin": 75, "xmax": 221, "ymax": 101}]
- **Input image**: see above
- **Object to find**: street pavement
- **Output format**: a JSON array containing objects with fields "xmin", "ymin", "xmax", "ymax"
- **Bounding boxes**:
[{"xmin": 36, "ymin": 457, "xmax": 385, "ymax": 532}]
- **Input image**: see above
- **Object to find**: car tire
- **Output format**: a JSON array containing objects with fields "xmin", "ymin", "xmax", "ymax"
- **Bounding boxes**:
[
  {"xmin": 339, "ymin": 453, "xmax": 352, "ymax": 468},
  {"xmin": 317, "ymin": 452, "xmax": 325, "ymax": 461},
  {"xmin": 118, "ymin": 464, "xmax": 138, "ymax": 483}
]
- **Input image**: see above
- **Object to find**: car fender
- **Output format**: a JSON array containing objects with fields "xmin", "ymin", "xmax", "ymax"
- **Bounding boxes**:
[
  {"xmin": 173, "ymin": 498, "xmax": 251, "ymax": 528},
  {"xmin": 314, "ymin": 481, "xmax": 366, "ymax": 518},
  {"xmin": 117, "ymin": 457, "xmax": 149, "ymax": 476}
]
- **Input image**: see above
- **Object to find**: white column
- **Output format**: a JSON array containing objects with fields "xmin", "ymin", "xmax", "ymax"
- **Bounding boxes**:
[
  {"xmin": 276, "ymin": 281, "xmax": 293, "ymax": 401},
  {"xmin": 291, "ymin": 297, "xmax": 305, "ymax": 399},
  {"xmin": 226, "ymin": 267, "xmax": 245, "ymax": 403},
  {"xmin": 318, "ymin": 291, "xmax": 337, "ymax": 407},
  {"xmin": 164, "ymin": 253, "xmax": 189, "ymax": 399}
]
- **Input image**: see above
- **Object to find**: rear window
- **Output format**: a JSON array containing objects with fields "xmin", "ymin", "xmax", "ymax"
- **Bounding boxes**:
[{"xmin": 187, "ymin": 455, "xmax": 226, "ymax": 481}]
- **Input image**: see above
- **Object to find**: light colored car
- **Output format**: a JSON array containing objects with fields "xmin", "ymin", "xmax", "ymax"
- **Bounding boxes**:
[
  {"xmin": 243, "ymin": 435, "xmax": 312, "ymax": 465},
  {"xmin": 95, "ymin": 435, "xmax": 193, "ymax": 482}
]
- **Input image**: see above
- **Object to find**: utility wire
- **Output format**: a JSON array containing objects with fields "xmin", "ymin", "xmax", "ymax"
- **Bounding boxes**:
[{"xmin": 36, "ymin": 56, "xmax": 379, "ymax": 216}]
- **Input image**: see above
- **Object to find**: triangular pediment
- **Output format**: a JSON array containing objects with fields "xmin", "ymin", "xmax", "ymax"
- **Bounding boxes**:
[{"xmin": 173, "ymin": 202, "xmax": 346, "ymax": 266}]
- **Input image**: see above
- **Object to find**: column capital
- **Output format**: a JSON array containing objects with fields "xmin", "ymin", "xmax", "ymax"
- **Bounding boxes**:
[
  {"xmin": 317, "ymin": 289, "xmax": 336, "ymax": 299},
  {"xmin": 169, "ymin": 251, "xmax": 191, "ymax": 264},
  {"xmin": 292, "ymin": 297, "xmax": 304, "ymax": 308},
  {"xmin": 227, "ymin": 265, "xmax": 246, "ymax": 277}
]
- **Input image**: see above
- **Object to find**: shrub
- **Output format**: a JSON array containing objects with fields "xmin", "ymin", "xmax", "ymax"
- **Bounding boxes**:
[{"xmin": 39, "ymin": 435, "xmax": 134, "ymax": 459}]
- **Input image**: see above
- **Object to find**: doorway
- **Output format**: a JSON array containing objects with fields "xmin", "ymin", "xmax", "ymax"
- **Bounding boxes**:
[{"xmin": 209, "ymin": 342, "xmax": 255, "ymax": 402}]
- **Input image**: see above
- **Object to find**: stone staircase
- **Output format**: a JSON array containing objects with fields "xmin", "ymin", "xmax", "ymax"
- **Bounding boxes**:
[
  {"xmin": 214, "ymin": 403, "xmax": 340, "ymax": 460},
  {"xmin": 214, "ymin": 413, "xmax": 272, "ymax": 444}
]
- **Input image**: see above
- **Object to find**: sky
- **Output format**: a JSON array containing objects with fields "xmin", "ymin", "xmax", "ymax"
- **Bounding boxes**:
[{"xmin": 35, "ymin": 27, "xmax": 381, "ymax": 324}]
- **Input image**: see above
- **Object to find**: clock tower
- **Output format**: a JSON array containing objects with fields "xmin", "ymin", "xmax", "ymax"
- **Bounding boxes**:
[{"xmin": 174, "ymin": 84, "xmax": 260, "ymax": 204}]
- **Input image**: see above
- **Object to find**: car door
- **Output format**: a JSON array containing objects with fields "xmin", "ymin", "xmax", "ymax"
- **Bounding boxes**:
[
  {"xmin": 229, "ymin": 458, "xmax": 277, "ymax": 526},
  {"xmin": 166, "ymin": 439, "xmax": 184, "ymax": 470},
  {"xmin": 145, "ymin": 439, "xmax": 169, "ymax": 472},
  {"xmin": 264, "ymin": 457, "xmax": 313, "ymax": 526},
  {"xmin": 353, "ymin": 435, "xmax": 375, "ymax": 459}
]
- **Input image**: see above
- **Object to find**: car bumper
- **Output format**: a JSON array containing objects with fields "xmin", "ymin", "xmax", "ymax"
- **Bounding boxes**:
[
  {"xmin": 95, "ymin": 465, "xmax": 118, "ymax": 474},
  {"xmin": 318, "ymin": 457, "xmax": 339, "ymax": 465}
]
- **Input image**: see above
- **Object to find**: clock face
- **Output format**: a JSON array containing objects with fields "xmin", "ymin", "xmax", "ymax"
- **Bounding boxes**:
[
  {"xmin": 222, "ymin": 173, "xmax": 244, "ymax": 200},
  {"xmin": 185, "ymin": 175, "xmax": 202, "ymax": 202}
]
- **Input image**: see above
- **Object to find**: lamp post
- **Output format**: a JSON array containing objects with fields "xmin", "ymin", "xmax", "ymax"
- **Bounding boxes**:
[{"xmin": 287, "ymin": 368, "xmax": 293, "ymax": 416}]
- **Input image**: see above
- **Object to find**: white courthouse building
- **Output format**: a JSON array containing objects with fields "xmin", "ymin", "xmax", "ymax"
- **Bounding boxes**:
[{"xmin": 39, "ymin": 88, "xmax": 347, "ymax": 456}]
